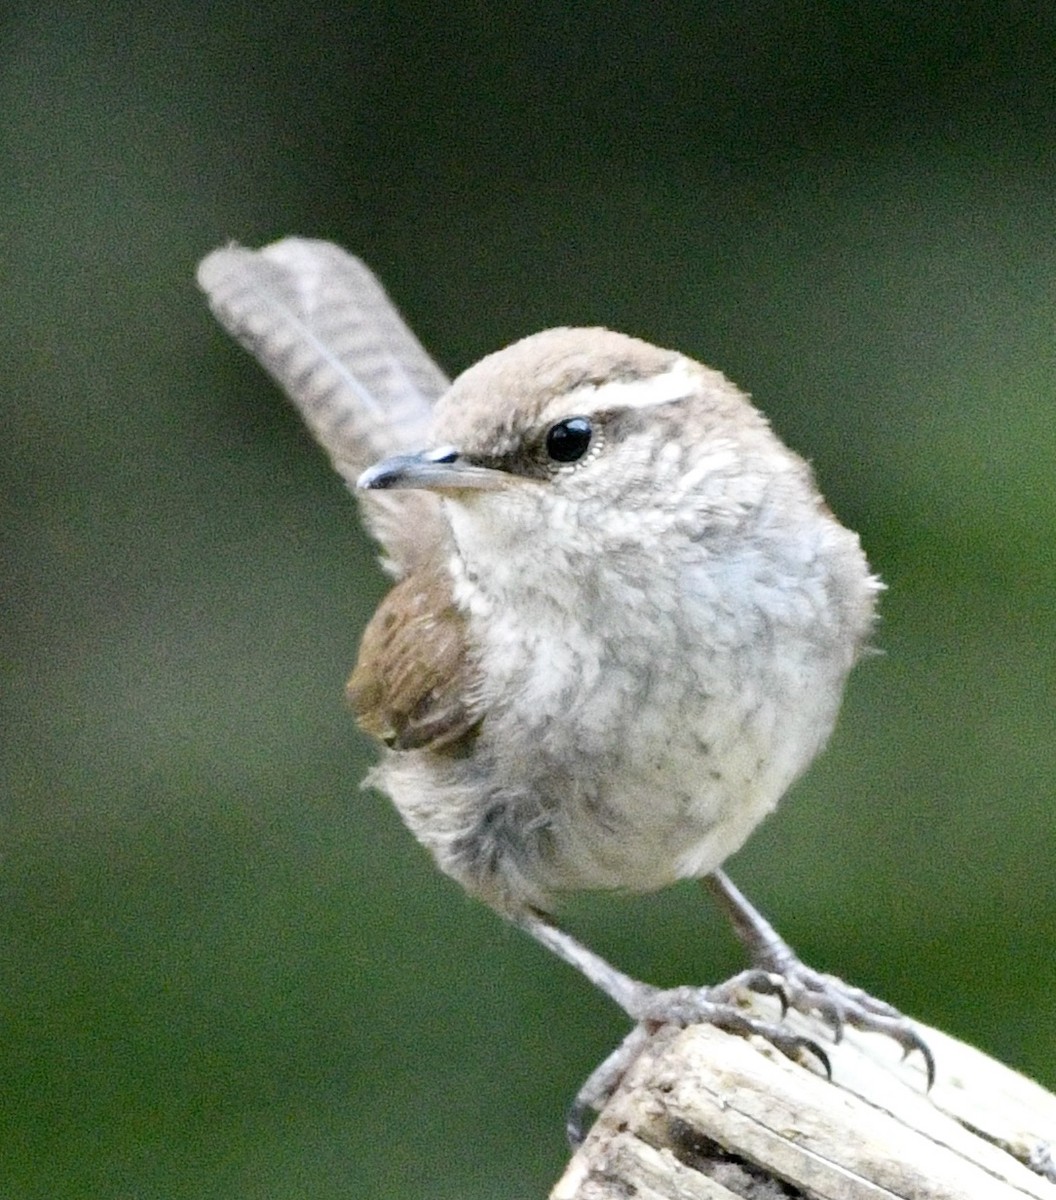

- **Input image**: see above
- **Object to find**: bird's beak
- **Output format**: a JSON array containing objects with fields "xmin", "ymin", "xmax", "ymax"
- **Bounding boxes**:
[{"xmin": 357, "ymin": 447, "xmax": 508, "ymax": 492}]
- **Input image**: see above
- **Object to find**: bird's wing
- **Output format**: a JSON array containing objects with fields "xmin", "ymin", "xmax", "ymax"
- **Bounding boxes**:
[{"xmin": 347, "ymin": 564, "xmax": 484, "ymax": 753}]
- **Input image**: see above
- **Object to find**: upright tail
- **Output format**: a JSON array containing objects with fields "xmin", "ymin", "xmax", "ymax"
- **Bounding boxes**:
[{"xmin": 198, "ymin": 238, "xmax": 450, "ymax": 575}]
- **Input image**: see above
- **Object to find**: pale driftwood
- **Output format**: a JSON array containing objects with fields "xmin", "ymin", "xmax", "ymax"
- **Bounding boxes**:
[{"xmin": 552, "ymin": 997, "xmax": 1056, "ymax": 1200}]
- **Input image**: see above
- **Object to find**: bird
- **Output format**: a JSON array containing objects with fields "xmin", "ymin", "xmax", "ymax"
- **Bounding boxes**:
[{"xmin": 197, "ymin": 237, "xmax": 932, "ymax": 1138}]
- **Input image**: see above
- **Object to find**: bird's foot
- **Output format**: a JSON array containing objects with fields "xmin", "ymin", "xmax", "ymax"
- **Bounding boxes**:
[
  {"xmin": 704, "ymin": 870, "xmax": 935, "ymax": 1088},
  {"xmin": 630, "ymin": 980, "xmax": 833, "ymax": 1076},
  {"xmin": 708, "ymin": 962, "xmax": 935, "ymax": 1087},
  {"xmin": 566, "ymin": 980, "xmax": 833, "ymax": 1145},
  {"xmin": 514, "ymin": 898, "xmax": 933, "ymax": 1148},
  {"xmin": 567, "ymin": 966, "xmax": 933, "ymax": 1146}
]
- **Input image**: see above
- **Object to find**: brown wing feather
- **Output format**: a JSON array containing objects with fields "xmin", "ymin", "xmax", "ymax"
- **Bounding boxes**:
[{"xmin": 347, "ymin": 566, "xmax": 482, "ymax": 753}]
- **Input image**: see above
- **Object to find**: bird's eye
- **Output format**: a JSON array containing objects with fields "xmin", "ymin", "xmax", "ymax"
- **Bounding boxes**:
[{"xmin": 545, "ymin": 417, "xmax": 593, "ymax": 463}]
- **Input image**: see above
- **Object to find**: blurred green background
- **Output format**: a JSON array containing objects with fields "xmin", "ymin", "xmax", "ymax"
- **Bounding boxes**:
[{"xmin": 3, "ymin": 2, "xmax": 1054, "ymax": 1196}]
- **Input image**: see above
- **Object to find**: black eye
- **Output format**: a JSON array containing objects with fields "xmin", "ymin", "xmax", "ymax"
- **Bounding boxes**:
[{"xmin": 545, "ymin": 417, "xmax": 593, "ymax": 463}]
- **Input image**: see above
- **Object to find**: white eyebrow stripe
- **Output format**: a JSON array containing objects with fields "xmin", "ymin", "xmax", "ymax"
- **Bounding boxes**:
[{"xmin": 539, "ymin": 358, "xmax": 698, "ymax": 421}]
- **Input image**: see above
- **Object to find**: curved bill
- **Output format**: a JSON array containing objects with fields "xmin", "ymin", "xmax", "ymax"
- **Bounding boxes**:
[{"xmin": 357, "ymin": 447, "xmax": 508, "ymax": 492}]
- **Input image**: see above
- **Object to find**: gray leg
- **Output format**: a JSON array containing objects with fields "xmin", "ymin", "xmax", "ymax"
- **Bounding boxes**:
[
  {"xmin": 513, "ymin": 907, "xmax": 832, "ymax": 1143},
  {"xmin": 513, "ymin": 910, "xmax": 655, "ymax": 1017},
  {"xmin": 704, "ymin": 870, "xmax": 935, "ymax": 1087}
]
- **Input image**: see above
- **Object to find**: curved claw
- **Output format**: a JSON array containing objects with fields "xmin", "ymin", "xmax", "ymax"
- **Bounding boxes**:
[
  {"xmin": 915, "ymin": 1039, "xmax": 937, "ymax": 1091},
  {"xmin": 806, "ymin": 992, "xmax": 847, "ymax": 1041},
  {"xmin": 711, "ymin": 968, "xmax": 790, "ymax": 1016},
  {"xmin": 740, "ymin": 969, "xmax": 791, "ymax": 1017},
  {"xmin": 707, "ymin": 1006, "xmax": 832, "ymax": 1079},
  {"xmin": 821, "ymin": 991, "xmax": 936, "ymax": 1089},
  {"xmin": 788, "ymin": 1033, "xmax": 832, "ymax": 1080},
  {"xmin": 886, "ymin": 1020, "xmax": 936, "ymax": 1090},
  {"xmin": 747, "ymin": 963, "xmax": 934, "ymax": 1087}
]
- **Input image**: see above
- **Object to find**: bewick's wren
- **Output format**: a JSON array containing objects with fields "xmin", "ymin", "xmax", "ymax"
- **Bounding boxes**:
[{"xmin": 198, "ymin": 238, "xmax": 932, "ymax": 1134}]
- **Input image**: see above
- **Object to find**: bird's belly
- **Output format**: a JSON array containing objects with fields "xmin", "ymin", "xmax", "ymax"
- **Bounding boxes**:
[
  {"xmin": 527, "ymin": 712, "xmax": 793, "ymax": 896},
  {"xmin": 379, "ymin": 609, "xmax": 849, "ymax": 912}
]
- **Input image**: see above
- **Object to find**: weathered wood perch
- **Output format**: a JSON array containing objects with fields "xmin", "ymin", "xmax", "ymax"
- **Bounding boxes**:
[{"xmin": 552, "ymin": 998, "xmax": 1056, "ymax": 1199}]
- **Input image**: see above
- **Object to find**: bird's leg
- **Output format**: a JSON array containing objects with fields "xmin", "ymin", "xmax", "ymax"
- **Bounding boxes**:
[
  {"xmin": 512, "ymin": 910, "xmax": 655, "ymax": 1016},
  {"xmin": 516, "ymin": 879, "xmax": 934, "ymax": 1143},
  {"xmin": 513, "ymin": 908, "xmax": 832, "ymax": 1144},
  {"xmin": 703, "ymin": 869, "xmax": 935, "ymax": 1087}
]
